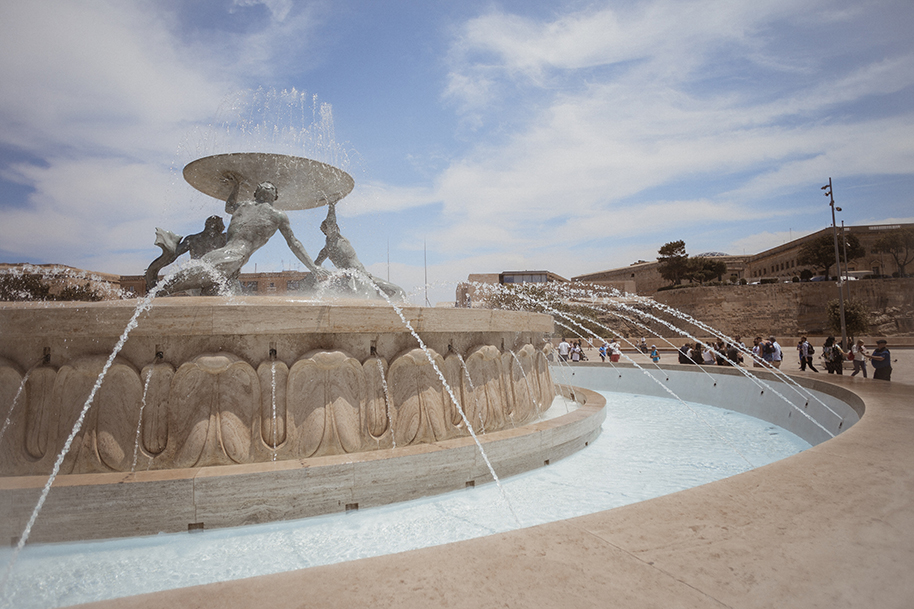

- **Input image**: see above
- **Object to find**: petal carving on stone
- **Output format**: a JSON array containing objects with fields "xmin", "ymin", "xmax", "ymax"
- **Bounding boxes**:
[
  {"xmin": 465, "ymin": 346, "xmax": 505, "ymax": 432},
  {"xmin": 0, "ymin": 360, "xmax": 54, "ymax": 474},
  {"xmin": 53, "ymin": 357, "xmax": 109, "ymax": 474},
  {"xmin": 258, "ymin": 361, "xmax": 288, "ymax": 451},
  {"xmin": 389, "ymin": 348, "xmax": 448, "ymax": 446},
  {"xmin": 327, "ymin": 357, "xmax": 364, "ymax": 454},
  {"xmin": 442, "ymin": 354, "xmax": 466, "ymax": 429},
  {"xmin": 362, "ymin": 357, "xmax": 391, "ymax": 442},
  {"xmin": 287, "ymin": 351, "xmax": 363, "ymax": 458},
  {"xmin": 96, "ymin": 363, "xmax": 143, "ymax": 472},
  {"xmin": 217, "ymin": 361, "xmax": 258, "ymax": 464},
  {"xmin": 167, "ymin": 355, "xmax": 257, "ymax": 468},
  {"xmin": 506, "ymin": 345, "xmax": 538, "ymax": 423},
  {"xmin": 23, "ymin": 365, "xmax": 57, "ymax": 465},
  {"xmin": 502, "ymin": 350, "xmax": 536, "ymax": 425},
  {"xmin": 168, "ymin": 363, "xmax": 217, "ymax": 468},
  {"xmin": 139, "ymin": 363, "xmax": 173, "ymax": 459},
  {"xmin": 534, "ymin": 348, "xmax": 555, "ymax": 412}
]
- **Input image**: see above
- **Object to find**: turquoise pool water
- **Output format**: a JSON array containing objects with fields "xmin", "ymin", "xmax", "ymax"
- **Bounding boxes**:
[{"xmin": 0, "ymin": 391, "xmax": 810, "ymax": 608}]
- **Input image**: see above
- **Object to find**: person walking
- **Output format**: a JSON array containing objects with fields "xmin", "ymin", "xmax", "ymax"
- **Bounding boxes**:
[
  {"xmin": 870, "ymin": 339, "xmax": 893, "ymax": 381},
  {"xmin": 851, "ymin": 340, "xmax": 868, "ymax": 378},
  {"xmin": 822, "ymin": 336, "xmax": 842, "ymax": 374},
  {"xmin": 768, "ymin": 337, "xmax": 783, "ymax": 369},
  {"xmin": 798, "ymin": 336, "xmax": 818, "ymax": 372},
  {"xmin": 650, "ymin": 345, "xmax": 660, "ymax": 363}
]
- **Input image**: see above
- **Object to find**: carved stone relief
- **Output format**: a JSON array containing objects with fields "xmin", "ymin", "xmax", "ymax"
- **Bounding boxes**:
[{"xmin": 0, "ymin": 343, "xmax": 554, "ymax": 476}]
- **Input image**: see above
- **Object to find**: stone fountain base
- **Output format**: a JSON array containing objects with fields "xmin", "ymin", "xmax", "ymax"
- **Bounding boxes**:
[
  {"xmin": 0, "ymin": 297, "xmax": 604, "ymax": 542},
  {"xmin": 0, "ymin": 389, "xmax": 604, "ymax": 543}
]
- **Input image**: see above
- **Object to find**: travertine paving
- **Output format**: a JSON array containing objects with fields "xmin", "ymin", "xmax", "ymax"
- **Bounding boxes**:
[{"xmin": 81, "ymin": 367, "xmax": 914, "ymax": 609}]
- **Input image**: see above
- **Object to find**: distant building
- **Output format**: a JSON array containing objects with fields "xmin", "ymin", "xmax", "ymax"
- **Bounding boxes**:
[
  {"xmin": 573, "ymin": 223, "xmax": 913, "ymax": 295},
  {"xmin": 744, "ymin": 223, "xmax": 912, "ymax": 281},
  {"xmin": 456, "ymin": 270, "xmax": 567, "ymax": 307}
]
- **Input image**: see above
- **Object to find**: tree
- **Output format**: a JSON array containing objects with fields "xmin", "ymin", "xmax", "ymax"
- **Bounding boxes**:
[
  {"xmin": 0, "ymin": 273, "xmax": 51, "ymax": 301},
  {"xmin": 686, "ymin": 257, "xmax": 728, "ymax": 284},
  {"xmin": 826, "ymin": 299, "xmax": 869, "ymax": 339},
  {"xmin": 657, "ymin": 240, "xmax": 689, "ymax": 285},
  {"xmin": 0, "ymin": 272, "xmax": 106, "ymax": 302},
  {"xmin": 798, "ymin": 233, "xmax": 865, "ymax": 278},
  {"xmin": 871, "ymin": 228, "xmax": 914, "ymax": 276}
]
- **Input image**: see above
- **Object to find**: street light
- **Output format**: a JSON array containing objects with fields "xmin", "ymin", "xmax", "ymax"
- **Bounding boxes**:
[{"xmin": 822, "ymin": 177, "xmax": 847, "ymax": 348}]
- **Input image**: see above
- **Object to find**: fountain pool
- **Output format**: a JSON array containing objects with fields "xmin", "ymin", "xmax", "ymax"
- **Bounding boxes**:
[{"xmin": 0, "ymin": 387, "xmax": 816, "ymax": 609}]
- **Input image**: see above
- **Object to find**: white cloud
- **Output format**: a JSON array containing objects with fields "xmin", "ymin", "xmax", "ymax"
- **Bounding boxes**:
[
  {"xmin": 0, "ymin": 2, "xmax": 227, "ymax": 158},
  {"xmin": 0, "ymin": 1, "xmax": 325, "ymax": 271},
  {"xmin": 1, "ymin": 0, "xmax": 912, "ymax": 294},
  {"xmin": 425, "ymin": 0, "xmax": 914, "ymax": 270},
  {"xmin": 341, "ymin": 181, "xmax": 440, "ymax": 216}
]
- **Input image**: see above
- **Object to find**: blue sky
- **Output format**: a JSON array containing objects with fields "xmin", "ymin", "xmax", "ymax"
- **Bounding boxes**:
[{"xmin": 1, "ymin": 0, "xmax": 912, "ymax": 304}]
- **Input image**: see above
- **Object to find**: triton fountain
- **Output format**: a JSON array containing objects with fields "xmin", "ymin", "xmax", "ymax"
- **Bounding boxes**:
[
  {"xmin": 0, "ymin": 151, "xmax": 589, "ymax": 547},
  {"xmin": 0, "ymin": 90, "xmax": 871, "ymax": 608}
]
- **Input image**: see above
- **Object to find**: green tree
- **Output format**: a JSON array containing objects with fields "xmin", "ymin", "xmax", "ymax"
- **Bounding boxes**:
[
  {"xmin": 870, "ymin": 227, "xmax": 914, "ymax": 276},
  {"xmin": 798, "ymin": 233, "xmax": 865, "ymax": 278},
  {"xmin": 657, "ymin": 240, "xmax": 689, "ymax": 285},
  {"xmin": 686, "ymin": 257, "xmax": 728, "ymax": 284},
  {"xmin": 0, "ymin": 273, "xmax": 51, "ymax": 301},
  {"xmin": 0, "ymin": 273, "xmax": 106, "ymax": 302},
  {"xmin": 826, "ymin": 299, "xmax": 869, "ymax": 339}
]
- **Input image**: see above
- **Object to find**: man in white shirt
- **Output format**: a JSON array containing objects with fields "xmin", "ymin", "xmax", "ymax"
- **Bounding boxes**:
[{"xmin": 558, "ymin": 338, "xmax": 571, "ymax": 362}]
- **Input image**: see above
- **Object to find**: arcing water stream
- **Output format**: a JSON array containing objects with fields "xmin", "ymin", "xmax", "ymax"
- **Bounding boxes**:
[
  {"xmin": 1, "ymin": 287, "xmax": 161, "ymax": 591},
  {"xmin": 1, "ymin": 269, "xmax": 851, "ymax": 603}
]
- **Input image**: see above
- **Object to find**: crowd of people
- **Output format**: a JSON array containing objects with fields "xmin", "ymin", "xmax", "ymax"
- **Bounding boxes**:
[
  {"xmin": 818, "ymin": 337, "xmax": 893, "ymax": 380},
  {"xmin": 555, "ymin": 334, "xmax": 894, "ymax": 381}
]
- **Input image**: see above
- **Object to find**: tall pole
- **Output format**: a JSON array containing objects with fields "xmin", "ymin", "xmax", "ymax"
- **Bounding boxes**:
[
  {"xmin": 822, "ymin": 178, "xmax": 847, "ymax": 348},
  {"xmin": 841, "ymin": 219, "xmax": 850, "ymax": 290}
]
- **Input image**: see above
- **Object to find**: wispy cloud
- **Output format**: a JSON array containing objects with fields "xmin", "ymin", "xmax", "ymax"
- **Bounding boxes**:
[{"xmin": 0, "ymin": 0, "xmax": 911, "ymax": 299}]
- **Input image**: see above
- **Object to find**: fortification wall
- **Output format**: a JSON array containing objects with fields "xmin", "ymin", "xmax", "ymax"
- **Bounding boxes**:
[{"xmin": 651, "ymin": 278, "xmax": 914, "ymax": 337}]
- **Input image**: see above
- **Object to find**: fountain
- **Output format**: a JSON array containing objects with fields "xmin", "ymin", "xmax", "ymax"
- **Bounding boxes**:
[
  {"xmin": 0, "ymin": 92, "xmax": 874, "ymax": 607},
  {"xmin": 0, "ymin": 245, "xmax": 868, "ymax": 607},
  {"xmin": 0, "ymin": 151, "xmax": 597, "ymax": 546}
]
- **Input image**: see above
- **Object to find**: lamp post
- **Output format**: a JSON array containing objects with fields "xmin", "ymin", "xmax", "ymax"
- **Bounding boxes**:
[
  {"xmin": 841, "ymin": 220, "xmax": 850, "ymax": 285},
  {"xmin": 822, "ymin": 177, "xmax": 847, "ymax": 348}
]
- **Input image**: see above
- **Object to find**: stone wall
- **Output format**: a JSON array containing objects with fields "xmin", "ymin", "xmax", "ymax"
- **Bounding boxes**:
[{"xmin": 651, "ymin": 278, "xmax": 914, "ymax": 337}]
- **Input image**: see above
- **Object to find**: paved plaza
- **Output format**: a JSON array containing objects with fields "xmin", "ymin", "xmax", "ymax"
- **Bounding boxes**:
[{"xmin": 83, "ymin": 348, "xmax": 914, "ymax": 609}]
